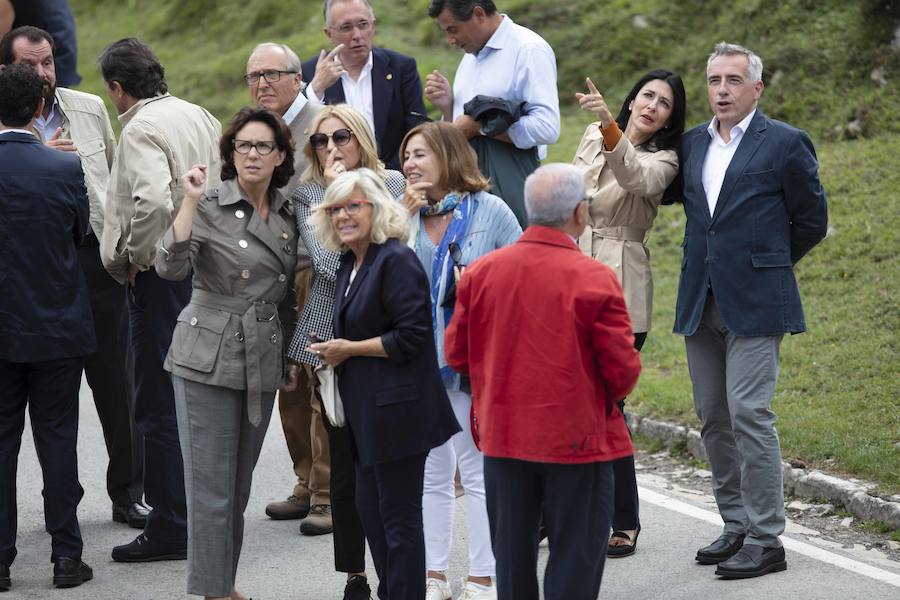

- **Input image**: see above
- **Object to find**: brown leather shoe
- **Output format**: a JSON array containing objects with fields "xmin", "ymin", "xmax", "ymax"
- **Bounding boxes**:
[
  {"xmin": 265, "ymin": 495, "xmax": 310, "ymax": 520},
  {"xmin": 299, "ymin": 504, "xmax": 333, "ymax": 535}
]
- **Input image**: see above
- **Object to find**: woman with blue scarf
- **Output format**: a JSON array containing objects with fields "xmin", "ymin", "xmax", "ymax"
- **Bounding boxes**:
[{"xmin": 400, "ymin": 122, "xmax": 521, "ymax": 600}]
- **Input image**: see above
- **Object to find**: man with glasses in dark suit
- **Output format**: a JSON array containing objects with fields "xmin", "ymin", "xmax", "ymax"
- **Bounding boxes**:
[{"xmin": 303, "ymin": 0, "xmax": 427, "ymax": 170}]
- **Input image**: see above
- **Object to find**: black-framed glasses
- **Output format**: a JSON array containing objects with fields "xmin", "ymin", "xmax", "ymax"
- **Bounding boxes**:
[
  {"xmin": 309, "ymin": 128, "xmax": 354, "ymax": 150},
  {"xmin": 328, "ymin": 19, "xmax": 372, "ymax": 34},
  {"xmin": 244, "ymin": 70, "xmax": 297, "ymax": 85},
  {"xmin": 233, "ymin": 139, "xmax": 277, "ymax": 155}
]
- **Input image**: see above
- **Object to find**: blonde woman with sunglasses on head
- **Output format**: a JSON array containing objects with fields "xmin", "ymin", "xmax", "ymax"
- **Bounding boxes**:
[{"xmin": 285, "ymin": 104, "xmax": 405, "ymax": 600}]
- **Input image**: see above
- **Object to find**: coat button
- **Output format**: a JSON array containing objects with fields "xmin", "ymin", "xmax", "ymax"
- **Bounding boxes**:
[
  {"xmin": 241, "ymin": 269, "xmax": 250, "ymax": 279},
  {"xmin": 278, "ymin": 274, "xmax": 287, "ymax": 282},
  {"xmin": 281, "ymin": 232, "xmax": 289, "ymax": 240},
  {"xmin": 704, "ymin": 257, "xmax": 710, "ymax": 264},
  {"xmin": 235, "ymin": 209, "xmax": 245, "ymax": 219},
  {"xmin": 238, "ymin": 239, "xmax": 248, "ymax": 249},
  {"xmin": 234, "ymin": 331, "xmax": 244, "ymax": 342},
  {"xmin": 270, "ymin": 334, "xmax": 278, "ymax": 344},
  {"xmin": 189, "ymin": 316, "xmax": 198, "ymax": 326}
]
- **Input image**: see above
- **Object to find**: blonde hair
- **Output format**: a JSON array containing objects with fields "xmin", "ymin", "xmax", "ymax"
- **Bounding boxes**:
[
  {"xmin": 310, "ymin": 168, "xmax": 409, "ymax": 251},
  {"xmin": 301, "ymin": 104, "xmax": 384, "ymax": 186}
]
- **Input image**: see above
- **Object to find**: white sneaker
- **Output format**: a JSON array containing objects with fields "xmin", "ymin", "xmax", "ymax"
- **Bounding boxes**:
[
  {"xmin": 459, "ymin": 581, "xmax": 496, "ymax": 600},
  {"xmin": 425, "ymin": 576, "xmax": 452, "ymax": 600}
]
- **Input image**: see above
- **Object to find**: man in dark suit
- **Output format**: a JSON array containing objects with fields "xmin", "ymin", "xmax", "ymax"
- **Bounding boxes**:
[
  {"xmin": 302, "ymin": 0, "xmax": 427, "ymax": 170},
  {"xmin": 0, "ymin": 25, "xmax": 148, "ymax": 531},
  {"xmin": 0, "ymin": 62, "xmax": 95, "ymax": 591},
  {"xmin": 675, "ymin": 42, "xmax": 828, "ymax": 579}
]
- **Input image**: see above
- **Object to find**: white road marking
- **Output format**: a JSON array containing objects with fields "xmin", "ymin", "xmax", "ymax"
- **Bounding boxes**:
[{"xmin": 638, "ymin": 486, "xmax": 900, "ymax": 589}]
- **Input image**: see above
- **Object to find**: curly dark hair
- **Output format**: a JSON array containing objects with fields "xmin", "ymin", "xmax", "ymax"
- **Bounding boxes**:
[
  {"xmin": 0, "ymin": 63, "xmax": 44, "ymax": 127},
  {"xmin": 220, "ymin": 107, "xmax": 295, "ymax": 191}
]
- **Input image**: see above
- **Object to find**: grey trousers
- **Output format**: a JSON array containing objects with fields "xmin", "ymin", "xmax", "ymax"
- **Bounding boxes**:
[
  {"xmin": 685, "ymin": 294, "xmax": 785, "ymax": 548},
  {"xmin": 173, "ymin": 376, "xmax": 275, "ymax": 597}
]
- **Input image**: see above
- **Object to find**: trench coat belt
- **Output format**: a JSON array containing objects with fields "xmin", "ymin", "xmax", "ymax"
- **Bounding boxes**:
[
  {"xmin": 191, "ymin": 288, "xmax": 280, "ymax": 427},
  {"xmin": 592, "ymin": 226, "xmax": 647, "ymax": 243}
]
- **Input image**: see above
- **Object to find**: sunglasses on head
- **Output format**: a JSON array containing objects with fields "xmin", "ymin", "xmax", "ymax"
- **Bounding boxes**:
[{"xmin": 309, "ymin": 128, "xmax": 354, "ymax": 150}]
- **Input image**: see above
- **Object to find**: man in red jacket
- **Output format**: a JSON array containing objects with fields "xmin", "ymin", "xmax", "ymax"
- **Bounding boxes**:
[{"xmin": 445, "ymin": 163, "xmax": 641, "ymax": 600}]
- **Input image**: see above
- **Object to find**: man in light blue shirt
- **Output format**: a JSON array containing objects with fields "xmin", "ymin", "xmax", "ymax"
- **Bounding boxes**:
[{"xmin": 425, "ymin": 0, "xmax": 560, "ymax": 227}]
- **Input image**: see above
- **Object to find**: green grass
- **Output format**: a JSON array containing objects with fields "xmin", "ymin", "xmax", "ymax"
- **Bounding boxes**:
[{"xmin": 68, "ymin": 0, "xmax": 900, "ymax": 493}]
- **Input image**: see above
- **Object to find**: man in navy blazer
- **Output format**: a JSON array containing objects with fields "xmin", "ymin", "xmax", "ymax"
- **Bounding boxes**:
[
  {"xmin": 0, "ymin": 63, "xmax": 95, "ymax": 590},
  {"xmin": 302, "ymin": 0, "xmax": 427, "ymax": 170},
  {"xmin": 675, "ymin": 42, "xmax": 827, "ymax": 580}
]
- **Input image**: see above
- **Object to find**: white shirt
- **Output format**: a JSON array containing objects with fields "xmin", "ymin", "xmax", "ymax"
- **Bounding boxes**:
[
  {"xmin": 451, "ymin": 15, "xmax": 560, "ymax": 159},
  {"xmin": 308, "ymin": 52, "xmax": 375, "ymax": 136},
  {"xmin": 702, "ymin": 109, "xmax": 757, "ymax": 217},
  {"xmin": 34, "ymin": 97, "xmax": 63, "ymax": 142},
  {"xmin": 0, "ymin": 128, "xmax": 37, "ymax": 136},
  {"xmin": 281, "ymin": 88, "xmax": 309, "ymax": 127}
]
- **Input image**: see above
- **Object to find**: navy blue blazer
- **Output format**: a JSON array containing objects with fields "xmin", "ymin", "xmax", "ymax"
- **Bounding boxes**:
[
  {"xmin": 674, "ymin": 111, "xmax": 828, "ymax": 336},
  {"xmin": 333, "ymin": 238, "xmax": 460, "ymax": 467},
  {"xmin": 302, "ymin": 47, "xmax": 427, "ymax": 170},
  {"xmin": 0, "ymin": 131, "xmax": 96, "ymax": 362}
]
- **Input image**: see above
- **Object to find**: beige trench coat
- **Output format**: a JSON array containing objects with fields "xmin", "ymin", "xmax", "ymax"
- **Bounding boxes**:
[
  {"xmin": 101, "ymin": 93, "xmax": 221, "ymax": 283},
  {"xmin": 573, "ymin": 123, "xmax": 678, "ymax": 333},
  {"xmin": 56, "ymin": 87, "xmax": 117, "ymax": 239},
  {"xmin": 155, "ymin": 180, "xmax": 308, "ymax": 423}
]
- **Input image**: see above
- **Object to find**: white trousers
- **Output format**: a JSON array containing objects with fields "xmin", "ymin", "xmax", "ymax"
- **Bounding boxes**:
[{"xmin": 422, "ymin": 389, "xmax": 495, "ymax": 576}]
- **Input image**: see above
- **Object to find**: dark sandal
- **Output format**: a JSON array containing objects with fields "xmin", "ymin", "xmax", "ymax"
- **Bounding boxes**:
[{"xmin": 607, "ymin": 526, "xmax": 640, "ymax": 558}]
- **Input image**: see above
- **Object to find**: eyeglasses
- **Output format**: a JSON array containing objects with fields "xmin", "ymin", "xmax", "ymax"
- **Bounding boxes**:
[
  {"xmin": 233, "ymin": 139, "xmax": 277, "ymax": 155},
  {"xmin": 244, "ymin": 70, "xmax": 297, "ymax": 85},
  {"xmin": 326, "ymin": 200, "xmax": 371, "ymax": 217},
  {"xmin": 309, "ymin": 128, "xmax": 354, "ymax": 150},
  {"xmin": 328, "ymin": 19, "xmax": 372, "ymax": 34},
  {"xmin": 448, "ymin": 242, "xmax": 465, "ymax": 268}
]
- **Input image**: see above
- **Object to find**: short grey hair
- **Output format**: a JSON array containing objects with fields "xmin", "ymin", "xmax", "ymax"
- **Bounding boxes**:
[
  {"xmin": 323, "ymin": 0, "xmax": 375, "ymax": 24},
  {"xmin": 309, "ymin": 168, "xmax": 409, "ymax": 251},
  {"xmin": 707, "ymin": 41, "xmax": 763, "ymax": 83},
  {"xmin": 524, "ymin": 163, "xmax": 586, "ymax": 228},
  {"xmin": 248, "ymin": 42, "xmax": 302, "ymax": 74}
]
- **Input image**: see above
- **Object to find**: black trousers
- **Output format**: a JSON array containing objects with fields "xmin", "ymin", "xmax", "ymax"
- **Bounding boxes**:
[
  {"xmin": 78, "ymin": 241, "xmax": 143, "ymax": 507},
  {"xmin": 611, "ymin": 331, "xmax": 647, "ymax": 531},
  {"xmin": 0, "ymin": 357, "xmax": 85, "ymax": 565},
  {"xmin": 485, "ymin": 456, "xmax": 613, "ymax": 600},
  {"xmin": 321, "ymin": 406, "xmax": 366, "ymax": 573},
  {"xmin": 127, "ymin": 268, "xmax": 191, "ymax": 544},
  {"xmin": 355, "ymin": 453, "xmax": 427, "ymax": 600}
]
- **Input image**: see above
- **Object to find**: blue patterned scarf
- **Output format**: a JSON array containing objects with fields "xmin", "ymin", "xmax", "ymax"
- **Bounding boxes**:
[{"xmin": 425, "ymin": 192, "xmax": 476, "ymax": 381}]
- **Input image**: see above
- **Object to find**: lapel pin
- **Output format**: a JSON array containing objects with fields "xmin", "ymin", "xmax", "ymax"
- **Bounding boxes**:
[{"xmin": 386, "ymin": 73, "xmax": 393, "ymax": 80}]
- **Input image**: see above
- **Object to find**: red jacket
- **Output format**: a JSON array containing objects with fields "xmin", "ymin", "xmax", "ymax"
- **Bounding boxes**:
[{"xmin": 444, "ymin": 226, "xmax": 640, "ymax": 464}]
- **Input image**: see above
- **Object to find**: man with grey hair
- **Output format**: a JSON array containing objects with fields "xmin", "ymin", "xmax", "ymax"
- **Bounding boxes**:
[
  {"xmin": 676, "ymin": 42, "xmax": 827, "ymax": 578},
  {"xmin": 245, "ymin": 42, "xmax": 332, "ymax": 536},
  {"xmin": 445, "ymin": 164, "xmax": 640, "ymax": 599},
  {"xmin": 302, "ymin": 0, "xmax": 426, "ymax": 170}
]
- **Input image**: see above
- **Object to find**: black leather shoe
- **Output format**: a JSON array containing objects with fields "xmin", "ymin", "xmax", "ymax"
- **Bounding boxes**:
[
  {"xmin": 111, "ymin": 533, "xmax": 186, "ymax": 562},
  {"xmin": 695, "ymin": 532, "xmax": 745, "ymax": 565},
  {"xmin": 0, "ymin": 562, "xmax": 10, "ymax": 591},
  {"xmin": 53, "ymin": 557, "xmax": 93, "ymax": 588},
  {"xmin": 343, "ymin": 574, "xmax": 372, "ymax": 600},
  {"xmin": 716, "ymin": 544, "xmax": 787, "ymax": 578},
  {"xmin": 112, "ymin": 501, "xmax": 150, "ymax": 529}
]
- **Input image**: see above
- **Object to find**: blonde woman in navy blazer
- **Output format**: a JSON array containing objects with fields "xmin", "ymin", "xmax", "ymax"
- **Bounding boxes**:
[{"xmin": 307, "ymin": 168, "xmax": 460, "ymax": 600}]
